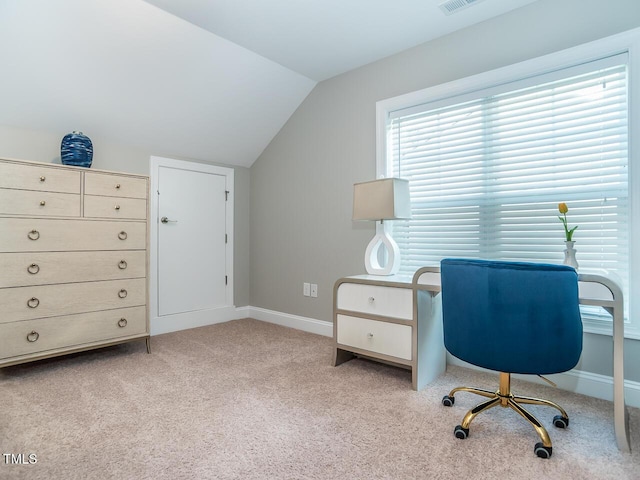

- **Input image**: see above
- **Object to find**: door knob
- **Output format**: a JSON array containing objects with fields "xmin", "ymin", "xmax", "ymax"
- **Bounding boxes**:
[{"xmin": 161, "ymin": 216, "xmax": 177, "ymax": 224}]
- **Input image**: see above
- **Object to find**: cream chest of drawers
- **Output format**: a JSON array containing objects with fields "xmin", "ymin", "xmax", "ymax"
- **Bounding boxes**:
[
  {"xmin": 0, "ymin": 158, "xmax": 150, "ymax": 368},
  {"xmin": 332, "ymin": 271, "xmax": 445, "ymax": 390}
]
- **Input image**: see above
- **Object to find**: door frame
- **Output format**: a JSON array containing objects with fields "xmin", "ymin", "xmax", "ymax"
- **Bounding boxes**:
[{"xmin": 149, "ymin": 156, "xmax": 235, "ymax": 335}]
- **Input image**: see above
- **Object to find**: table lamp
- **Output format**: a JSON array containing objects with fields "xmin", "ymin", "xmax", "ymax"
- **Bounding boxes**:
[{"xmin": 353, "ymin": 178, "xmax": 411, "ymax": 275}]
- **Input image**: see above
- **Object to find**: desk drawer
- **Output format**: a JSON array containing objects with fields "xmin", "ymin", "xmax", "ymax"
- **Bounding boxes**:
[
  {"xmin": 337, "ymin": 283, "xmax": 413, "ymax": 320},
  {"xmin": 85, "ymin": 172, "xmax": 147, "ymax": 199},
  {"xmin": 336, "ymin": 314, "xmax": 412, "ymax": 360},
  {"xmin": 84, "ymin": 195, "xmax": 147, "ymax": 220},
  {"xmin": 0, "ymin": 278, "xmax": 146, "ymax": 323},
  {"xmin": 0, "ymin": 218, "xmax": 146, "ymax": 252},
  {"xmin": 0, "ymin": 161, "xmax": 81, "ymax": 193},
  {"xmin": 0, "ymin": 189, "xmax": 80, "ymax": 217},
  {"xmin": 0, "ymin": 306, "xmax": 147, "ymax": 359},
  {"xmin": 0, "ymin": 251, "xmax": 146, "ymax": 288}
]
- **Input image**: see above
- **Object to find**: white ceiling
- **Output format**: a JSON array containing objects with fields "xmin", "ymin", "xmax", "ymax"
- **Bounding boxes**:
[
  {"xmin": 0, "ymin": 0, "xmax": 538, "ymax": 168},
  {"xmin": 144, "ymin": 0, "xmax": 539, "ymax": 81}
]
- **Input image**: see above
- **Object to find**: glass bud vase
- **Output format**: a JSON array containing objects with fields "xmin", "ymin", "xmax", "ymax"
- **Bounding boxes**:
[{"xmin": 563, "ymin": 241, "xmax": 579, "ymax": 269}]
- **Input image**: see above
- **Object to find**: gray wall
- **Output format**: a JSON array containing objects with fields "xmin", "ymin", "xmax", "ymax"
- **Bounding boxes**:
[
  {"xmin": 0, "ymin": 124, "xmax": 251, "ymax": 307},
  {"xmin": 249, "ymin": 0, "xmax": 640, "ymax": 381}
]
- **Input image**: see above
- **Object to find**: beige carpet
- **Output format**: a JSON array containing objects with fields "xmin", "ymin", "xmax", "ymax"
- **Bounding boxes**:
[{"xmin": 1, "ymin": 318, "xmax": 638, "ymax": 480}]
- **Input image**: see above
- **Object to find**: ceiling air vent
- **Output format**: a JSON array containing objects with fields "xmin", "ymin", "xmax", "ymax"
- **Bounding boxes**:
[{"xmin": 438, "ymin": 0, "xmax": 485, "ymax": 16}]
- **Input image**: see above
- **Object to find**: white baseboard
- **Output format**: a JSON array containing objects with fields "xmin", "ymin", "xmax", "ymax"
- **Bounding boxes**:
[
  {"xmin": 447, "ymin": 355, "xmax": 640, "ymax": 409},
  {"xmin": 151, "ymin": 304, "xmax": 333, "ymax": 338},
  {"xmin": 246, "ymin": 306, "xmax": 333, "ymax": 337},
  {"xmin": 151, "ymin": 306, "xmax": 242, "ymax": 336}
]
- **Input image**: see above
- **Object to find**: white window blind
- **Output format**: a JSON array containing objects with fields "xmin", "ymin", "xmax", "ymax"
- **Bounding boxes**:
[{"xmin": 387, "ymin": 54, "xmax": 629, "ymax": 319}]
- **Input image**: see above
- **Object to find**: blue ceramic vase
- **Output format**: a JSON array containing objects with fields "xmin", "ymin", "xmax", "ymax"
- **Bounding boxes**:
[{"xmin": 61, "ymin": 131, "xmax": 93, "ymax": 167}]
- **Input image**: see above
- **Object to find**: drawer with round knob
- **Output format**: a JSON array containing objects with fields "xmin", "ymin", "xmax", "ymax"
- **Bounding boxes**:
[
  {"xmin": 84, "ymin": 172, "xmax": 147, "ymax": 199},
  {"xmin": 83, "ymin": 195, "xmax": 147, "ymax": 220},
  {"xmin": 0, "ymin": 306, "xmax": 147, "ymax": 360},
  {"xmin": 0, "ymin": 278, "xmax": 146, "ymax": 323},
  {"xmin": 0, "ymin": 218, "xmax": 146, "ymax": 252},
  {"xmin": 0, "ymin": 161, "xmax": 81, "ymax": 194},
  {"xmin": 336, "ymin": 314, "xmax": 412, "ymax": 360},
  {"xmin": 336, "ymin": 283, "xmax": 413, "ymax": 320},
  {"xmin": 0, "ymin": 251, "xmax": 146, "ymax": 288},
  {"xmin": 0, "ymin": 189, "xmax": 80, "ymax": 217}
]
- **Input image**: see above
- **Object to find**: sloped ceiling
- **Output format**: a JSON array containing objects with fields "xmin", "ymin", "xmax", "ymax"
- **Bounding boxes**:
[
  {"xmin": 0, "ymin": 0, "xmax": 315, "ymax": 168},
  {"xmin": 0, "ymin": 0, "xmax": 538, "ymax": 168},
  {"xmin": 144, "ymin": 0, "xmax": 539, "ymax": 81}
]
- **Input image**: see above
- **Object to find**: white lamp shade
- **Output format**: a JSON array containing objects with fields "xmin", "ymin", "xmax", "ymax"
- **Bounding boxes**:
[{"xmin": 353, "ymin": 178, "xmax": 411, "ymax": 221}]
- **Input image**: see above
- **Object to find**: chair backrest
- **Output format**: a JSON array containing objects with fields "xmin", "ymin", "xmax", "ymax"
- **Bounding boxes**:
[{"xmin": 440, "ymin": 258, "xmax": 583, "ymax": 375}]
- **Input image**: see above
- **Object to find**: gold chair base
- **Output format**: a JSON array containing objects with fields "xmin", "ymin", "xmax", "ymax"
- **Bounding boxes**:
[{"xmin": 447, "ymin": 372, "xmax": 569, "ymax": 450}]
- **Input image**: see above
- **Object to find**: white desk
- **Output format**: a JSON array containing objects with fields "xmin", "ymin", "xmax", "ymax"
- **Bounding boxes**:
[
  {"xmin": 332, "ymin": 271, "xmax": 445, "ymax": 391},
  {"xmin": 413, "ymin": 266, "xmax": 631, "ymax": 453}
]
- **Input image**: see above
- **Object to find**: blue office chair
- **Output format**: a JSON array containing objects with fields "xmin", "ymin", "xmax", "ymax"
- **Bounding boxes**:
[{"xmin": 440, "ymin": 258, "xmax": 583, "ymax": 459}]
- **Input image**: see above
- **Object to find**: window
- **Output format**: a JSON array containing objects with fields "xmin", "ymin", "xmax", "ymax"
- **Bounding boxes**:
[{"xmin": 377, "ymin": 31, "xmax": 640, "ymax": 338}]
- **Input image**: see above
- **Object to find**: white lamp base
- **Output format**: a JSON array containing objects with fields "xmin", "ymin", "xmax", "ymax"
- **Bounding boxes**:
[{"xmin": 364, "ymin": 230, "xmax": 401, "ymax": 276}]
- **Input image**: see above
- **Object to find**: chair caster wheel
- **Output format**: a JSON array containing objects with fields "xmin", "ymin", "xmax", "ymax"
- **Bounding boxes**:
[
  {"xmin": 553, "ymin": 415, "xmax": 569, "ymax": 428},
  {"xmin": 442, "ymin": 395, "xmax": 455, "ymax": 407},
  {"xmin": 534, "ymin": 442, "xmax": 553, "ymax": 459},
  {"xmin": 454, "ymin": 425, "xmax": 469, "ymax": 439}
]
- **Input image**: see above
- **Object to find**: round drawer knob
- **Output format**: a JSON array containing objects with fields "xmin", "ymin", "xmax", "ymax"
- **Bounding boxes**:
[
  {"xmin": 115, "ymin": 205, "xmax": 121, "ymax": 211},
  {"xmin": 27, "ymin": 263, "xmax": 40, "ymax": 274},
  {"xmin": 40, "ymin": 201, "xmax": 46, "ymax": 206},
  {"xmin": 27, "ymin": 331, "xmax": 40, "ymax": 342},
  {"xmin": 118, "ymin": 260, "xmax": 128, "ymax": 270},
  {"xmin": 118, "ymin": 318, "xmax": 128, "ymax": 328},
  {"xmin": 118, "ymin": 231, "xmax": 127, "ymax": 240},
  {"xmin": 368, "ymin": 296, "xmax": 375, "ymax": 303},
  {"xmin": 27, "ymin": 230, "xmax": 40, "ymax": 241},
  {"xmin": 39, "ymin": 176, "xmax": 46, "ymax": 182},
  {"xmin": 27, "ymin": 297, "xmax": 40, "ymax": 308},
  {"xmin": 115, "ymin": 183, "xmax": 121, "ymax": 189},
  {"xmin": 118, "ymin": 289, "xmax": 128, "ymax": 299},
  {"xmin": 366, "ymin": 332, "xmax": 374, "ymax": 339}
]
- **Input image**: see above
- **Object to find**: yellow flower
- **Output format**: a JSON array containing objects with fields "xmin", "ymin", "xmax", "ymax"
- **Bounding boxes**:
[{"xmin": 557, "ymin": 202, "xmax": 578, "ymax": 241}]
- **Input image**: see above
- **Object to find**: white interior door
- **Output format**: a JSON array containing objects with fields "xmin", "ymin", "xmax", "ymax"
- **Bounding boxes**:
[
  {"xmin": 156, "ymin": 162, "xmax": 230, "ymax": 317},
  {"xmin": 150, "ymin": 157, "xmax": 235, "ymax": 335}
]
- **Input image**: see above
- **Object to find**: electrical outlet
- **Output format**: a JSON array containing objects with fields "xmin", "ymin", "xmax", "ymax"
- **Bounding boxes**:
[
  {"xmin": 310, "ymin": 284, "xmax": 318, "ymax": 298},
  {"xmin": 303, "ymin": 282, "xmax": 311, "ymax": 297}
]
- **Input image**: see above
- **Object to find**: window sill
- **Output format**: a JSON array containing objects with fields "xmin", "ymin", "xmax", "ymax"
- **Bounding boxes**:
[{"xmin": 583, "ymin": 319, "xmax": 640, "ymax": 341}]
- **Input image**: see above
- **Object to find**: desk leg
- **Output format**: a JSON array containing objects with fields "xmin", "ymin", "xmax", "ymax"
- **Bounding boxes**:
[
  {"xmin": 608, "ymin": 305, "xmax": 631, "ymax": 453},
  {"xmin": 413, "ymin": 291, "xmax": 446, "ymax": 391},
  {"xmin": 333, "ymin": 348, "xmax": 355, "ymax": 366}
]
